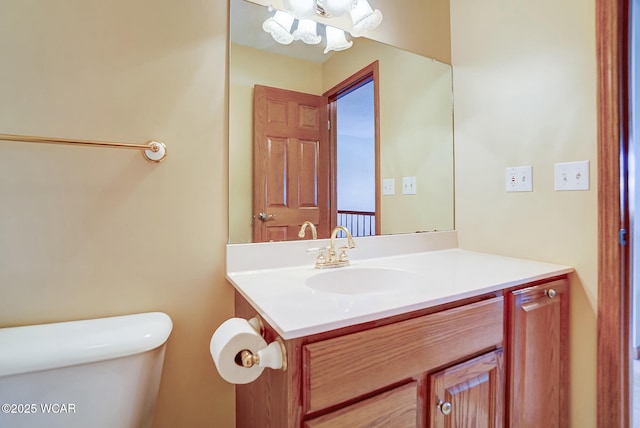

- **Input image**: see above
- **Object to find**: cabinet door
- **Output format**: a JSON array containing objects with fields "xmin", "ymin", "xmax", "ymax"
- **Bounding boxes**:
[
  {"xmin": 304, "ymin": 381, "xmax": 418, "ymax": 428},
  {"xmin": 429, "ymin": 349, "xmax": 504, "ymax": 428},
  {"xmin": 508, "ymin": 279, "xmax": 569, "ymax": 428}
]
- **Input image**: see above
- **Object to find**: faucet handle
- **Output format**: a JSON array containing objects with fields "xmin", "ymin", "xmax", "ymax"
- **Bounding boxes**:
[
  {"xmin": 338, "ymin": 246, "xmax": 350, "ymax": 263},
  {"xmin": 315, "ymin": 252, "xmax": 327, "ymax": 266},
  {"xmin": 306, "ymin": 246, "xmax": 328, "ymax": 267}
]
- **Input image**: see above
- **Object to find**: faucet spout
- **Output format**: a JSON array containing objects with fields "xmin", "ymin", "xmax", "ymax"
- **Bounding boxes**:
[
  {"xmin": 298, "ymin": 221, "xmax": 317, "ymax": 240},
  {"xmin": 330, "ymin": 226, "xmax": 355, "ymax": 249}
]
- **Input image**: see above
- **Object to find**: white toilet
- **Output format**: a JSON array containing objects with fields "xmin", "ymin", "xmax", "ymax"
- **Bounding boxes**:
[{"xmin": 0, "ymin": 312, "xmax": 173, "ymax": 428}]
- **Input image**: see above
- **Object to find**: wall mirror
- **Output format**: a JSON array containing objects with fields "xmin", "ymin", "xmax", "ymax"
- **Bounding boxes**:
[{"xmin": 229, "ymin": 0, "xmax": 454, "ymax": 243}]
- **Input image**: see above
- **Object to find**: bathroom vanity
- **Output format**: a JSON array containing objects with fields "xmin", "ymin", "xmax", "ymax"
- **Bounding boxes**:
[{"xmin": 226, "ymin": 232, "xmax": 571, "ymax": 427}]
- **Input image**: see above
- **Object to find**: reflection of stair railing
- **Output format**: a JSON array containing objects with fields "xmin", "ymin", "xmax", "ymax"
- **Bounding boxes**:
[{"xmin": 337, "ymin": 210, "xmax": 375, "ymax": 237}]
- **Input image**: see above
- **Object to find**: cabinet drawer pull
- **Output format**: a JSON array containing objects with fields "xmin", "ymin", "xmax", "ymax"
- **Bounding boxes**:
[
  {"xmin": 545, "ymin": 288, "xmax": 557, "ymax": 299},
  {"xmin": 437, "ymin": 400, "xmax": 452, "ymax": 415}
]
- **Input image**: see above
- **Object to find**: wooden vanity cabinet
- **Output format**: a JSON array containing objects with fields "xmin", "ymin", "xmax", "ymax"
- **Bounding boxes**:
[
  {"xmin": 507, "ymin": 278, "xmax": 569, "ymax": 428},
  {"xmin": 234, "ymin": 275, "xmax": 569, "ymax": 428},
  {"xmin": 428, "ymin": 349, "xmax": 504, "ymax": 428},
  {"xmin": 303, "ymin": 381, "xmax": 419, "ymax": 428}
]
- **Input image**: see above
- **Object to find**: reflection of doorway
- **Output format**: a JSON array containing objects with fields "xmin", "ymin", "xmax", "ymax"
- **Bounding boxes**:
[
  {"xmin": 252, "ymin": 85, "xmax": 330, "ymax": 242},
  {"xmin": 325, "ymin": 61, "xmax": 380, "ymax": 237},
  {"xmin": 252, "ymin": 62, "xmax": 379, "ymax": 242}
]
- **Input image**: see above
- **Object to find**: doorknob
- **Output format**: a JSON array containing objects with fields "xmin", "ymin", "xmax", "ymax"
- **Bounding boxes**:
[
  {"xmin": 437, "ymin": 400, "xmax": 452, "ymax": 415},
  {"xmin": 257, "ymin": 212, "xmax": 276, "ymax": 222}
]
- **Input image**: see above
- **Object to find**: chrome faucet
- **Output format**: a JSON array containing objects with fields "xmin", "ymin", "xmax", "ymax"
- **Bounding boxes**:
[{"xmin": 298, "ymin": 221, "xmax": 317, "ymax": 240}]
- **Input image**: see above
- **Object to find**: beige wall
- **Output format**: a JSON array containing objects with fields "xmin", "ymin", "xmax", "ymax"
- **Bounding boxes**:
[
  {"xmin": 450, "ymin": 0, "xmax": 597, "ymax": 427},
  {"xmin": 0, "ymin": 1, "xmax": 233, "ymax": 427},
  {"xmin": 367, "ymin": 0, "xmax": 451, "ymax": 63}
]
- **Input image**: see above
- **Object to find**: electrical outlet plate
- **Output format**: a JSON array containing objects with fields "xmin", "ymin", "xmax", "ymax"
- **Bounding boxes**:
[
  {"xmin": 505, "ymin": 166, "xmax": 533, "ymax": 192},
  {"xmin": 382, "ymin": 178, "xmax": 395, "ymax": 195},
  {"xmin": 402, "ymin": 176, "xmax": 417, "ymax": 194},
  {"xmin": 554, "ymin": 161, "xmax": 589, "ymax": 191}
]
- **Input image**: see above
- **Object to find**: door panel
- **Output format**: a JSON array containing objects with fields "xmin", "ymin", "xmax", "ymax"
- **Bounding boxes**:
[
  {"xmin": 253, "ymin": 85, "xmax": 329, "ymax": 242},
  {"xmin": 508, "ymin": 280, "xmax": 569, "ymax": 428},
  {"xmin": 429, "ymin": 350, "xmax": 504, "ymax": 428},
  {"xmin": 298, "ymin": 139, "xmax": 319, "ymax": 208},
  {"xmin": 265, "ymin": 137, "xmax": 287, "ymax": 207}
]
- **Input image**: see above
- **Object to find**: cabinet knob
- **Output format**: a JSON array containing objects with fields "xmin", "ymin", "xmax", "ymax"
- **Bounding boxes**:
[
  {"xmin": 545, "ymin": 288, "xmax": 557, "ymax": 299},
  {"xmin": 437, "ymin": 400, "xmax": 452, "ymax": 415}
]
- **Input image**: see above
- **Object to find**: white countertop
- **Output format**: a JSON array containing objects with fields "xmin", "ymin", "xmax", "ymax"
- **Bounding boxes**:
[{"xmin": 226, "ymin": 232, "xmax": 573, "ymax": 340}]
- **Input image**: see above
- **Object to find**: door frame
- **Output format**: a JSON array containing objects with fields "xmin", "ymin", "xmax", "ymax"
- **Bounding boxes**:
[
  {"xmin": 323, "ymin": 61, "xmax": 381, "ymax": 234},
  {"xmin": 597, "ymin": 0, "xmax": 631, "ymax": 426}
]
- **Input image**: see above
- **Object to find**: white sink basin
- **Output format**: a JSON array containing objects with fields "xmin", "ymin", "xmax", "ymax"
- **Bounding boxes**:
[{"xmin": 305, "ymin": 267, "xmax": 424, "ymax": 295}]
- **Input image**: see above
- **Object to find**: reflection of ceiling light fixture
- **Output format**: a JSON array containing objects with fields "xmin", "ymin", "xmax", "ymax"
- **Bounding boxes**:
[
  {"xmin": 324, "ymin": 25, "xmax": 353, "ymax": 53},
  {"xmin": 283, "ymin": 0, "xmax": 316, "ymax": 19},
  {"xmin": 349, "ymin": 0, "xmax": 382, "ymax": 37},
  {"xmin": 316, "ymin": 0, "xmax": 357, "ymax": 17},
  {"xmin": 262, "ymin": 0, "xmax": 382, "ymax": 53},
  {"xmin": 262, "ymin": 10, "xmax": 295, "ymax": 44},
  {"xmin": 293, "ymin": 19, "xmax": 322, "ymax": 45}
]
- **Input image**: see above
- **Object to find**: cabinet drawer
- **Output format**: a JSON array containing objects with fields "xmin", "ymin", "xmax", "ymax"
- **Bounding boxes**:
[
  {"xmin": 303, "ymin": 296, "xmax": 504, "ymax": 414},
  {"xmin": 304, "ymin": 381, "xmax": 417, "ymax": 428}
]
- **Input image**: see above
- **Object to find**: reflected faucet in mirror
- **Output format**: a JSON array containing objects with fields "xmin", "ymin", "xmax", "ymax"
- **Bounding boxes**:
[{"xmin": 298, "ymin": 221, "xmax": 318, "ymax": 240}]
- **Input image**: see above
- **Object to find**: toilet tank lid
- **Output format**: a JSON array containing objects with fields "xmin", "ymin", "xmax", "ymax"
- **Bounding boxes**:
[{"xmin": 0, "ymin": 312, "xmax": 173, "ymax": 377}]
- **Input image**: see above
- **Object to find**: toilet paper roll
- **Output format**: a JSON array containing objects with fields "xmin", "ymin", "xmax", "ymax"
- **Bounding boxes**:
[{"xmin": 210, "ymin": 318, "xmax": 268, "ymax": 384}]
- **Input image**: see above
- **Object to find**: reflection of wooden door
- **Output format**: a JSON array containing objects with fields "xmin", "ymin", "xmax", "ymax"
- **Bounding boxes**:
[{"xmin": 253, "ymin": 85, "xmax": 330, "ymax": 242}]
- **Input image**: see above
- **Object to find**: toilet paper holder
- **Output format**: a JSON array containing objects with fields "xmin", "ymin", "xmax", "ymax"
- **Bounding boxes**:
[{"xmin": 236, "ymin": 316, "xmax": 287, "ymax": 372}]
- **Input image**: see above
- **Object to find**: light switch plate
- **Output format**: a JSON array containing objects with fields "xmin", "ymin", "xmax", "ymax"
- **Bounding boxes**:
[
  {"xmin": 382, "ymin": 178, "xmax": 395, "ymax": 195},
  {"xmin": 402, "ymin": 176, "xmax": 417, "ymax": 194},
  {"xmin": 505, "ymin": 165, "xmax": 533, "ymax": 192},
  {"xmin": 554, "ymin": 161, "xmax": 590, "ymax": 191}
]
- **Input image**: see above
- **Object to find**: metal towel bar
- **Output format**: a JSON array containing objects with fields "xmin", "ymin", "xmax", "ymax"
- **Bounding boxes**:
[{"xmin": 0, "ymin": 133, "xmax": 167, "ymax": 163}]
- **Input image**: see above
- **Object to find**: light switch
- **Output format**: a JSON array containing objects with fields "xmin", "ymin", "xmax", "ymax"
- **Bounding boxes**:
[
  {"xmin": 402, "ymin": 176, "xmax": 417, "ymax": 195},
  {"xmin": 554, "ymin": 161, "xmax": 589, "ymax": 191},
  {"xmin": 382, "ymin": 178, "xmax": 395, "ymax": 195}
]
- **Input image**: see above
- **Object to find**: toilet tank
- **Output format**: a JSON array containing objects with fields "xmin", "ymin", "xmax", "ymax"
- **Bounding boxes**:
[{"xmin": 0, "ymin": 312, "xmax": 173, "ymax": 428}]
